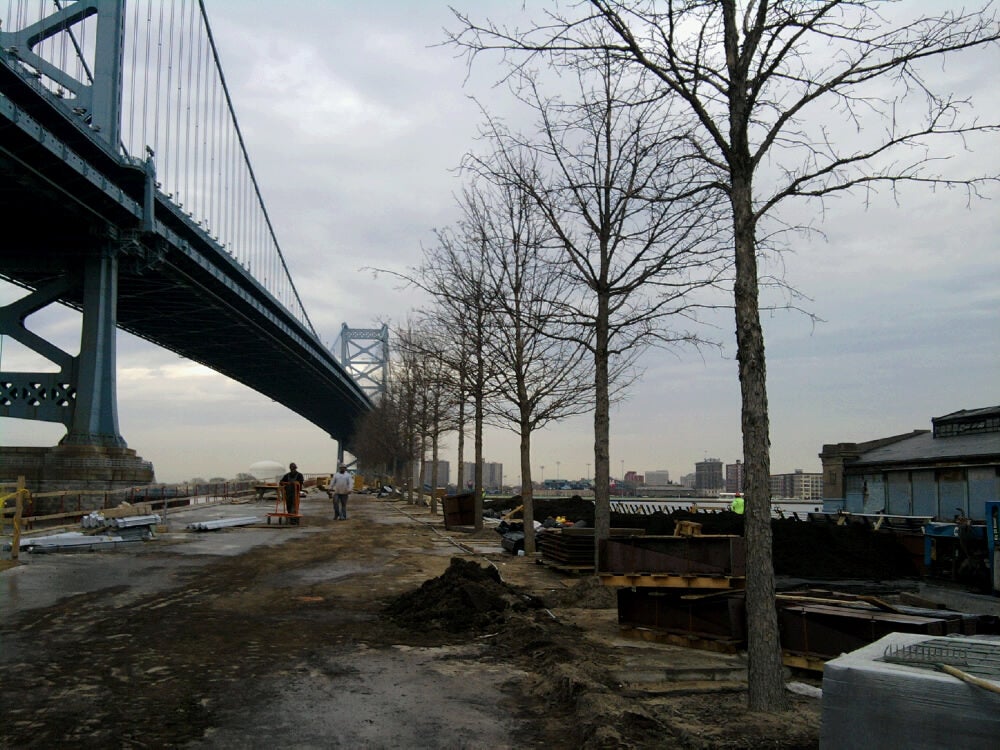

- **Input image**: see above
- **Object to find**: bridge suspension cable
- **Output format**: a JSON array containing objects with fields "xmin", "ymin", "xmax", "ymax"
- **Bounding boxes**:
[{"xmin": 7, "ymin": 0, "xmax": 316, "ymax": 336}]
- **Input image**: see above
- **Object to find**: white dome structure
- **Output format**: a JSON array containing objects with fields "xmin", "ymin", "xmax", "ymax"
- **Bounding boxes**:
[{"xmin": 248, "ymin": 460, "xmax": 284, "ymax": 481}]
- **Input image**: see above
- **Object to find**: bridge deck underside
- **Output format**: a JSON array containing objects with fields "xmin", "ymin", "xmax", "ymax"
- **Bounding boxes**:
[{"xmin": 0, "ymin": 89, "xmax": 369, "ymax": 446}]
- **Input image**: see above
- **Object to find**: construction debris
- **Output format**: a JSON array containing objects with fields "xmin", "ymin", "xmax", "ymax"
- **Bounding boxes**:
[
  {"xmin": 187, "ymin": 516, "xmax": 261, "ymax": 531},
  {"xmin": 9, "ymin": 531, "xmax": 130, "ymax": 553},
  {"xmin": 9, "ymin": 509, "xmax": 166, "ymax": 551},
  {"xmin": 82, "ymin": 511, "xmax": 162, "ymax": 529}
]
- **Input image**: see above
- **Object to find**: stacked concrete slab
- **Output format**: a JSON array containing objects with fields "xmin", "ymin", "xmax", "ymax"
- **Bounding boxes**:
[{"xmin": 821, "ymin": 633, "xmax": 1000, "ymax": 749}]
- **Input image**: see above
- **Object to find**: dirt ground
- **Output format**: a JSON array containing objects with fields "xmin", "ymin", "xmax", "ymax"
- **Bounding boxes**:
[{"xmin": 0, "ymin": 493, "xmax": 820, "ymax": 749}]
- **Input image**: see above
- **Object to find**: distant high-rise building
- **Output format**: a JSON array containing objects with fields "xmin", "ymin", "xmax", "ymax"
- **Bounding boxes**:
[
  {"xmin": 770, "ymin": 469, "xmax": 823, "ymax": 500},
  {"xmin": 462, "ymin": 460, "xmax": 503, "ymax": 490},
  {"xmin": 725, "ymin": 461, "xmax": 745, "ymax": 494},
  {"xmin": 415, "ymin": 460, "xmax": 449, "ymax": 488},
  {"xmin": 645, "ymin": 469, "xmax": 671, "ymax": 486},
  {"xmin": 695, "ymin": 458, "xmax": 724, "ymax": 492}
]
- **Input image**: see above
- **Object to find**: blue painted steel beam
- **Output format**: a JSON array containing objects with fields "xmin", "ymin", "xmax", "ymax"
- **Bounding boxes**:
[{"xmin": 0, "ymin": 69, "xmax": 371, "ymax": 448}]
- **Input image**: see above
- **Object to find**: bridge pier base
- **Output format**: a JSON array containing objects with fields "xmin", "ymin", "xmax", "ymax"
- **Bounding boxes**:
[{"xmin": 0, "ymin": 444, "xmax": 154, "ymax": 512}]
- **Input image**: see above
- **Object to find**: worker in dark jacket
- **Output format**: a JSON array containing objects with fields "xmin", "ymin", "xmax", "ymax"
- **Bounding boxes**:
[{"xmin": 281, "ymin": 462, "xmax": 305, "ymax": 523}]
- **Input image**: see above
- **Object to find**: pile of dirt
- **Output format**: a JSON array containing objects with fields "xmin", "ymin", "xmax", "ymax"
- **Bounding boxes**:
[
  {"xmin": 539, "ymin": 575, "xmax": 617, "ymax": 609},
  {"xmin": 383, "ymin": 556, "xmax": 819, "ymax": 749},
  {"xmin": 384, "ymin": 557, "xmax": 541, "ymax": 633}
]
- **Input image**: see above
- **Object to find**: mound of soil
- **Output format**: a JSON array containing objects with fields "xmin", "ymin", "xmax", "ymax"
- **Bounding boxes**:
[
  {"xmin": 540, "ymin": 575, "xmax": 617, "ymax": 609},
  {"xmin": 383, "ymin": 551, "xmax": 819, "ymax": 749},
  {"xmin": 384, "ymin": 557, "xmax": 540, "ymax": 633}
]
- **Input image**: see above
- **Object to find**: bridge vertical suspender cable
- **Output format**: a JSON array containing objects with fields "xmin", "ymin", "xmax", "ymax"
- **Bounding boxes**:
[
  {"xmin": 194, "ymin": 0, "xmax": 314, "ymax": 334},
  {"xmin": 6, "ymin": 1, "xmax": 319, "ymax": 336}
]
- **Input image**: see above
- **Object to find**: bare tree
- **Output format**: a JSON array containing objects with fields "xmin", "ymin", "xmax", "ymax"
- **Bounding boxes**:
[
  {"xmin": 390, "ymin": 324, "xmax": 428, "ymax": 505},
  {"xmin": 396, "ymin": 322, "xmax": 459, "ymax": 514},
  {"xmin": 450, "ymin": 0, "xmax": 999, "ymax": 711},
  {"xmin": 351, "ymin": 387, "xmax": 410, "ymax": 483},
  {"xmin": 430, "ymin": 231, "xmax": 496, "ymax": 530},
  {"xmin": 373, "ymin": 222, "xmax": 500, "ymax": 530},
  {"xmin": 460, "ymin": 177, "xmax": 594, "ymax": 554},
  {"xmin": 463, "ymin": 53, "xmax": 726, "ymax": 567},
  {"xmin": 425, "ymin": 333, "xmax": 458, "ymax": 515}
]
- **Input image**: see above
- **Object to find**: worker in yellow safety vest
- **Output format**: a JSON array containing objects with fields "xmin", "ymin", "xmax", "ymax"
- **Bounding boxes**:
[{"xmin": 730, "ymin": 494, "xmax": 745, "ymax": 514}]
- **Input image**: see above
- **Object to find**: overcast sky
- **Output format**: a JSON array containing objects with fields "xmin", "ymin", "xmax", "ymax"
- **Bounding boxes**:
[{"xmin": 2, "ymin": 1, "xmax": 998, "ymax": 485}]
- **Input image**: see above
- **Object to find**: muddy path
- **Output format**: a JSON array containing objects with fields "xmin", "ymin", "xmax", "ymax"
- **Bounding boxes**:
[{"xmin": 1, "ymin": 494, "xmax": 820, "ymax": 749}]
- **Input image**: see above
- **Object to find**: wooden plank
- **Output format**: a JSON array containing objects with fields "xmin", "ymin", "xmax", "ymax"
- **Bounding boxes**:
[
  {"xmin": 781, "ymin": 603, "xmax": 948, "ymax": 626},
  {"xmin": 536, "ymin": 558, "xmax": 593, "ymax": 574},
  {"xmin": 501, "ymin": 504, "xmax": 524, "ymax": 520},
  {"xmin": 777, "ymin": 594, "xmax": 874, "ymax": 607},
  {"xmin": 782, "ymin": 652, "xmax": 827, "ymax": 673},
  {"xmin": 619, "ymin": 625, "xmax": 741, "ymax": 654},
  {"xmin": 898, "ymin": 592, "xmax": 947, "ymax": 610}
]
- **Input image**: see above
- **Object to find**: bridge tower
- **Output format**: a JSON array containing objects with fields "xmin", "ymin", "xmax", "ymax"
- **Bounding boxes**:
[
  {"xmin": 0, "ymin": 1, "xmax": 152, "ymax": 493},
  {"xmin": 337, "ymin": 324, "xmax": 389, "ymax": 403},
  {"xmin": 335, "ymin": 324, "xmax": 388, "ymax": 467}
]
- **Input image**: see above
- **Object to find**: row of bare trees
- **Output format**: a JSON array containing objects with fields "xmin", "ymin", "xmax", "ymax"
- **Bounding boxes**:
[
  {"xmin": 354, "ymin": 0, "xmax": 996, "ymax": 714},
  {"xmin": 445, "ymin": 0, "xmax": 998, "ymax": 712},
  {"xmin": 357, "ymin": 51, "xmax": 729, "ymax": 558}
]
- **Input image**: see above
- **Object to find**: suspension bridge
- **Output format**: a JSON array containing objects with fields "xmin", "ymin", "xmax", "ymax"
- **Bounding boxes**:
[{"xmin": 0, "ymin": 0, "xmax": 378, "ymax": 487}]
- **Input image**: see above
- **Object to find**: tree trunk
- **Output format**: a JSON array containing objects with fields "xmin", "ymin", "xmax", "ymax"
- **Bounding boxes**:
[
  {"xmin": 520, "ymin": 419, "xmax": 535, "ymax": 555},
  {"xmin": 457, "ymin": 366, "xmax": 467, "ymax": 490},
  {"xmin": 723, "ymin": 2, "xmax": 787, "ymax": 710},
  {"xmin": 430, "ymin": 432, "xmax": 440, "ymax": 515},
  {"xmin": 592, "ymin": 290, "xmax": 611, "ymax": 570},
  {"xmin": 417, "ymin": 430, "xmax": 427, "ymax": 508},
  {"xmin": 473, "ymin": 352, "xmax": 485, "ymax": 531},
  {"xmin": 404, "ymin": 384, "xmax": 416, "ymax": 505},
  {"xmin": 731, "ymin": 171, "xmax": 788, "ymax": 713}
]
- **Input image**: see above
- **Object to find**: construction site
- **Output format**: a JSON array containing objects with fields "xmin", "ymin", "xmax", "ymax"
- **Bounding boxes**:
[{"xmin": 2, "ymin": 481, "xmax": 1000, "ymax": 748}]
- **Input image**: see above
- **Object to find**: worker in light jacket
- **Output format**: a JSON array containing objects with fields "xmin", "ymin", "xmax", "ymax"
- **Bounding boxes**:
[{"xmin": 329, "ymin": 465, "xmax": 352, "ymax": 520}]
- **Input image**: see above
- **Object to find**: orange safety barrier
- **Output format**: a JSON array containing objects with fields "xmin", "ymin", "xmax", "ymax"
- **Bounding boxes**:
[{"xmin": 267, "ymin": 481, "xmax": 302, "ymax": 525}]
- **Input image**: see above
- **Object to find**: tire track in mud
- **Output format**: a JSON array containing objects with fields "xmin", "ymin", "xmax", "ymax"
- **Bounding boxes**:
[{"xmin": 0, "ymin": 520, "xmax": 447, "ymax": 748}]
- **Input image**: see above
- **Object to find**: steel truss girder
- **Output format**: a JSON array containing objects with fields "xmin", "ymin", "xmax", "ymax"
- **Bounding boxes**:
[
  {"xmin": 338, "ymin": 322, "xmax": 388, "ymax": 400},
  {"xmin": 0, "ymin": 246, "xmax": 126, "ymax": 447},
  {"xmin": 0, "ymin": 0, "xmax": 125, "ymax": 148}
]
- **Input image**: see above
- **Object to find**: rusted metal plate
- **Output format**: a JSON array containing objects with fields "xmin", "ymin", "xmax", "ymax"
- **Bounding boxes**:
[
  {"xmin": 616, "ymin": 587, "xmax": 746, "ymax": 641},
  {"xmin": 599, "ymin": 535, "xmax": 745, "ymax": 577},
  {"xmin": 539, "ymin": 528, "xmax": 645, "ymax": 566},
  {"xmin": 443, "ymin": 493, "xmax": 475, "ymax": 529},
  {"xmin": 778, "ymin": 603, "xmax": 954, "ymax": 660}
]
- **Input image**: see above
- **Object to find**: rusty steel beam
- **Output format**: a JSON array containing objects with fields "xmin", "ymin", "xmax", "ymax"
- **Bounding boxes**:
[
  {"xmin": 616, "ymin": 588, "xmax": 746, "ymax": 641},
  {"xmin": 778, "ymin": 603, "xmax": 956, "ymax": 660},
  {"xmin": 599, "ymin": 535, "xmax": 746, "ymax": 577}
]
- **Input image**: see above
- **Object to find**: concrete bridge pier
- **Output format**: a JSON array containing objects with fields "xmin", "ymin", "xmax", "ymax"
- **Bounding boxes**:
[{"xmin": 1, "ymin": 247, "xmax": 154, "ymax": 496}]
